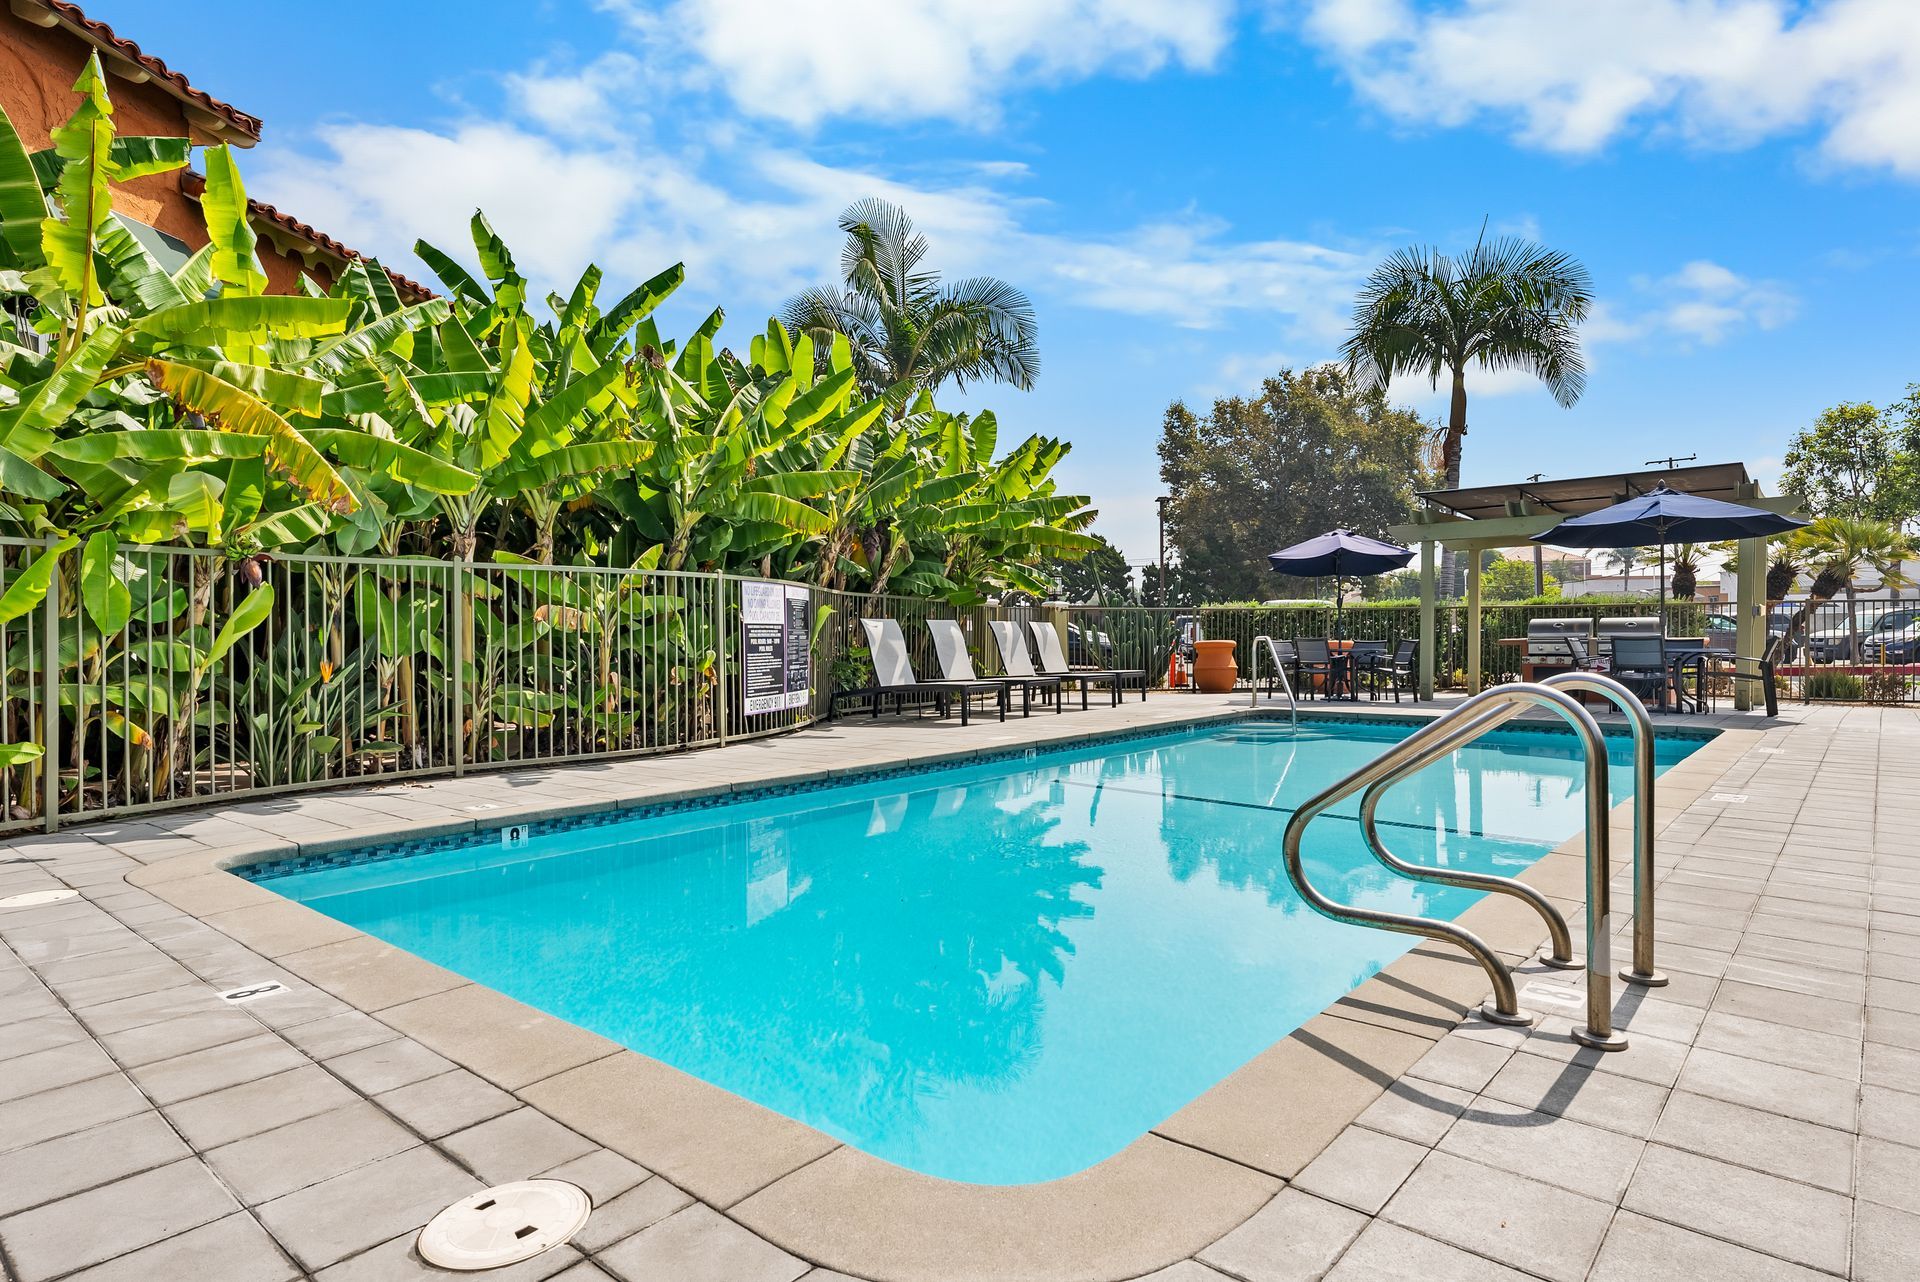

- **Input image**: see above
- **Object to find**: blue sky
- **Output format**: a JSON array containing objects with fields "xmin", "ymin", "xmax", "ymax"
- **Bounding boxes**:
[{"xmin": 121, "ymin": 0, "xmax": 1920, "ymax": 565}]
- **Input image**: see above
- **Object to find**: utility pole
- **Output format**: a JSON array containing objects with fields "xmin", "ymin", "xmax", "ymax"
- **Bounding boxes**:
[
  {"xmin": 1156, "ymin": 496, "xmax": 1171, "ymax": 607},
  {"xmin": 1644, "ymin": 453, "xmax": 1696, "ymax": 470}
]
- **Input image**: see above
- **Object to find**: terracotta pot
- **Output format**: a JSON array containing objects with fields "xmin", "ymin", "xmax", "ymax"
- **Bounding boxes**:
[{"xmin": 1192, "ymin": 639, "xmax": 1238, "ymax": 693}]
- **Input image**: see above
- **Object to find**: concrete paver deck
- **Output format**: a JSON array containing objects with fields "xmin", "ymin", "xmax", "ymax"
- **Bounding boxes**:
[{"xmin": 0, "ymin": 695, "xmax": 1909, "ymax": 1281}]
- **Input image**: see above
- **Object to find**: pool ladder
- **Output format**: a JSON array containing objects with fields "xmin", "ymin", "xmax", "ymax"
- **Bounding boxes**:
[
  {"xmin": 1280, "ymin": 673, "xmax": 1660, "ymax": 1051},
  {"xmin": 1248, "ymin": 635, "xmax": 1298, "ymax": 725}
]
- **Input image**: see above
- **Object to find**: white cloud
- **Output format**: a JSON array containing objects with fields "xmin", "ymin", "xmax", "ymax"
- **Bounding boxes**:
[
  {"xmin": 1592, "ymin": 259, "xmax": 1798, "ymax": 346},
  {"xmin": 504, "ymin": 53, "xmax": 647, "ymax": 138},
  {"xmin": 1301, "ymin": 0, "xmax": 1920, "ymax": 177},
  {"xmin": 603, "ymin": 0, "xmax": 1235, "ymax": 127}
]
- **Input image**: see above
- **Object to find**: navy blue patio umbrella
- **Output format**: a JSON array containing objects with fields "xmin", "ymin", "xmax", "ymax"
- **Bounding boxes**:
[
  {"xmin": 1268, "ymin": 529, "xmax": 1415, "ymax": 636},
  {"xmin": 1530, "ymin": 483, "xmax": 1808, "ymax": 614}
]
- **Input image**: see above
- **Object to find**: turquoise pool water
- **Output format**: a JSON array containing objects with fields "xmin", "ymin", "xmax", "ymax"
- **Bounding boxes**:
[{"xmin": 255, "ymin": 716, "xmax": 1706, "ymax": 1185}]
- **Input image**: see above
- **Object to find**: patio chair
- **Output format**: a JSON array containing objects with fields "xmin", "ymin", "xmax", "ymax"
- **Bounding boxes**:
[
  {"xmin": 1027, "ymin": 622, "xmax": 1147, "ymax": 703},
  {"xmin": 990, "ymin": 620, "xmax": 1096, "ymax": 710},
  {"xmin": 1347, "ymin": 639, "xmax": 1390, "ymax": 701},
  {"xmin": 1293, "ymin": 638, "xmax": 1336, "ymax": 699},
  {"xmin": 829, "ymin": 619, "xmax": 1009, "ymax": 725},
  {"xmin": 1608, "ymin": 635, "xmax": 1671, "ymax": 712},
  {"xmin": 1369, "ymin": 639, "xmax": 1419, "ymax": 703},
  {"xmin": 928, "ymin": 619, "xmax": 1060, "ymax": 717}
]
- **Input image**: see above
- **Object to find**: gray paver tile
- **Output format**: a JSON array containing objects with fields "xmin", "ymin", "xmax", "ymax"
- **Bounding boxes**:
[
  {"xmin": 1651, "ymin": 1089, "xmax": 1854, "ymax": 1193},
  {"xmin": 1352, "ymin": 1076, "xmax": 1474, "ymax": 1146},
  {"xmin": 0, "ymin": 1073, "xmax": 148, "ymax": 1154},
  {"xmin": 126, "ymin": 1031, "xmax": 310, "ymax": 1105},
  {"xmin": 1477, "ymin": 1049, "xmax": 1669, "ymax": 1137},
  {"xmin": 1324, "ymin": 1218, "xmax": 1533, "ymax": 1281},
  {"xmin": 373, "ymin": 1067, "xmax": 519, "ymax": 1139},
  {"xmin": 594, "ymin": 1205, "xmax": 807, "ymax": 1282},
  {"xmin": 1622, "ymin": 1143, "xmax": 1852, "ymax": 1274},
  {"xmin": 61, "ymin": 1212, "xmax": 299, "ymax": 1282},
  {"xmin": 0, "ymin": 1038, "xmax": 118, "ymax": 1103},
  {"xmin": 1197, "ymin": 1187, "xmax": 1367, "ymax": 1282},
  {"xmin": 442, "ymin": 1107, "xmax": 599, "ymax": 1185},
  {"xmin": 1589, "ymin": 1209, "xmax": 1833, "ymax": 1281},
  {"xmin": 1405, "ymin": 1034, "xmax": 1512, "ymax": 1093},
  {"xmin": 1437, "ymin": 1096, "xmax": 1644, "ymax": 1202},
  {"xmin": 0, "ymin": 1111, "xmax": 190, "ymax": 1217},
  {"xmin": 1855, "ymin": 1199, "xmax": 1920, "ymax": 1282},
  {"xmin": 206, "ymin": 1102, "xmax": 418, "ymax": 1205},
  {"xmin": 1860, "ymin": 1082, "xmax": 1920, "ymax": 1144},
  {"xmin": 1291, "ymin": 1127, "xmax": 1427, "ymax": 1215},
  {"xmin": 313, "ymin": 1234, "xmax": 582, "ymax": 1281},
  {"xmin": 569, "ymin": 1177, "xmax": 695, "ymax": 1253},
  {"xmin": 255, "ymin": 1144, "xmax": 481, "ymax": 1272},
  {"xmin": 0, "ymin": 1158, "xmax": 239, "ymax": 1281},
  {"xmin": 277, "ymin": 1010, "xmax": 400, "ymax": 1059},
  {"xmin": 165, "ymin": 1064, "xmax": 360, "ymax": 1150},
  {"xmin": 1694, "ymin": 1009, "xmax": 1862, "ymax": 1080},
  {"xmin": 1379, "ymin": 1150, "xmax": 1612, "ymax": 1282},
  {"xmin": 1673, "ymin": 1045, "xmax": 1859, "ymax": 1131},
  {"xmin": 93, "ymin": 1007, "xmax": 264, "ymax": 1067},
  {"xmin": 1858, "ymin": 1135, "xmax": 1920, "ymax": 1215},
  {"xmin": 325, "ymin": 1037, "xmax": 456, "ymax": 1095},
  {"xmin": 535, "ymin": 1149, "xmax": 651, "ymax": 1205}
]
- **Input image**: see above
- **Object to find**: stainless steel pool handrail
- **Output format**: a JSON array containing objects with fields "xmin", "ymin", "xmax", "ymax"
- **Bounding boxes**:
[
  {"xmin": 1539, "ymin": 672, "xmax": 1663, "ymax": 988},
  {"xmin": 1280, "ymin": 681, "xmax": 1628, "ymax": 1048},
  {"xmin": 1248, "ymin": 635, "xmax": 1298, "ymax": 726}
]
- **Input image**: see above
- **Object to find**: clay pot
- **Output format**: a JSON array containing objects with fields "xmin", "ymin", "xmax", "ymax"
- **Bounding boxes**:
[{"xmin": 1192, "ymin": 639, "xmax": 1238, "ymax": 693}]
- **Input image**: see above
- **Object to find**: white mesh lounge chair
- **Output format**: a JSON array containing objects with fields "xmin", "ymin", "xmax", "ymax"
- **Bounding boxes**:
[
  {"xmin": 928, "ymin": 618, "xmax": 1060, "ymax": 716},
  {"xmin": 829, "ymin": 619, "xmax": 1008, "ymax": 725},
  {"xmin": 989, "ymin": 620, "xmax": 1092, "ymax": 711},
  {"xmin": 1026, "ymin": 622, "xmax": 1147, "ymax": 703}
]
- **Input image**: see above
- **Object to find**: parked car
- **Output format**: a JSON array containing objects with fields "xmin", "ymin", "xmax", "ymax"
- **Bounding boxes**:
[
  {"xmin": 1860, "ymin": 609, "xmax": 1920, "ymax": 664},
  {"xmin": 1704, "ymin": 610, "xmax": 1790, "ymax": 653},
  {"xmin": 1807, "ymin": 607, "xmax": 1890, "ymax": 663},
  {"xmin": 1065, "ymin": 621, "xmax": 1115, "ymax": 665}
]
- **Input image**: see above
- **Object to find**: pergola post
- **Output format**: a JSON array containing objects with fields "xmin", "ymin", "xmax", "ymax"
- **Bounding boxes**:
[
  {"xmin": 1465, "ymin": 551, "xmax": 1484, "ymax": 694},
  {"xmin": 1735, "ymin": 535, "xmax": 1767, "ymax": 710},
  {"xmin": 1418, "ymin": 538, "xmax": 1436, "ymax": 700}
]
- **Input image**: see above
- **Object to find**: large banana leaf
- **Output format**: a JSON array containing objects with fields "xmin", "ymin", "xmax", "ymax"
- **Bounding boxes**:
[
  {"xmin": 134, "ymin": 296, "xmax": 355, "ymax": 342},
  {"xmin": 200, "ymin": 144, "xmax": 266, "ymax": 297},
  {"xmin": 490, "ymin": 440, "xmax": 653, "ymax": 493},
  {"xmin": 590, "ymin": 263, "xmax": 686, "ymax": 357},
  {"xmin": 0, "ymin": 105, "xmax": 47, "ymax": 269},
  {"xmin": 299, "ymin": 300, "xmax": 450, "ymax": 374},
  {"xmin": 40, "ymin": 57, "xmax": 115, "ymax": 310},
  {"xmin": 0, "ymin": 323, "xmax": 121, "ymax": 460},
  {"xmin": 80, "ymin": 532, "xmax": 130, "ymax": 633},
  {"xmin": 305, "ymin": 429, "xmax": 478, "ymax": 495},
  {"xmin": 0, "ymin": 534, "xmax": 76, "ymax": 624},
  {"xmin": 95, "ymin": 217, "xmax": 187, "ymax": 315},
  {"xmin": 145, "ymin": 360, "xmax": 351, "ymax": 510},
  {"xmin": 411, "ymin": 239, "xmax": 488, "ymax": 306},
  {"xmin": 47, "ymin": 429, "xmax": 272, "ymax": 465}
]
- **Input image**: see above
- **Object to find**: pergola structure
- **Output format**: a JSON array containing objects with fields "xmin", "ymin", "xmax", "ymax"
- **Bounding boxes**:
[{"xmin": 1386, "ymin": 462, "xmax": 1803, "ymax": 709}]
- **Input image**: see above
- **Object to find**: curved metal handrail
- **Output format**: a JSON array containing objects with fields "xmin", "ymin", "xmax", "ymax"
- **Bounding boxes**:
[
  {"xmin": 1281, "ymin": 682, "xmax": 1627, "ymax": 1048},
  {"xmin": 1539, "ymin": 672, "xmax": 1661, "ymax": 987},
  {"xmin": 1248, "ymin": 635, "xmax": 1298, "ymax": 725}
]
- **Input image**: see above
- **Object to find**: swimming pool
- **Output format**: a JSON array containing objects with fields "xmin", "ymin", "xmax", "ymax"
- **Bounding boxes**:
[{"xmin": 249, "ymin": 715, "xmax": 1707, "ymax": 1185}]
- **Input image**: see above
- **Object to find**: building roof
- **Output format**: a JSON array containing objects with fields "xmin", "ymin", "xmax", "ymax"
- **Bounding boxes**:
[
  {"xmin": 178, "ymin": 171, "xmax": 435, "ymax": 304},
  {"xmin": 1418, "ymin": 462, "xmax": 1760, "ymax": 522},
  {"xmin": 19, "ymin": 0, "xmax": 263, "ymax": 144}
]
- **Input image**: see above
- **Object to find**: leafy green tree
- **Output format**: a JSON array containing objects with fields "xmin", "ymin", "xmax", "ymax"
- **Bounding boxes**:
[
  {"xmin": 780, "ymin": 198, "xmax": 1038, "ymax": 397},
  {"xmin": 1483, "ymin": 556, "xmax": 1557, "ymax": 601},
  {"xmin": 1769, "ymin": 517, "xmax": 1916, "ymax": 663},
  {"xmin": 1781, "ymin": 398, "xmax": 1920, "ymax": 528},
  {"xmin": 1342, "ymin": 232, "xmax": 1593, "ymax": 593},
  {"xmin": 1041, "ymin": 533, "xmax": 1134, "ymax": 603},
  {"xmin": 1157, "ymin": 363, "xmax": 1433, "ymax": 603}
]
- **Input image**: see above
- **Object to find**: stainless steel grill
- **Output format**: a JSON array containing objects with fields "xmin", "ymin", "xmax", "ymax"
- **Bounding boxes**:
[{"xmin": 1525, "ymin": 617, "xmax": 1596, "ymax": 663}]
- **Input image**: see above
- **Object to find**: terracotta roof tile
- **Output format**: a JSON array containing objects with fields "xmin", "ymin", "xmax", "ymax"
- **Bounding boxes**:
[{"xmin": 36, "ymin": 0, "xmax": 264, "ymax": 141}]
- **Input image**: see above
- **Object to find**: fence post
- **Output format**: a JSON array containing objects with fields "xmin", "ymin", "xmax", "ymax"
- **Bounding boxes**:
[
  {"xmin": 450, "ymin": 558, "xmax": 466, "ymax": 777},
  {"xmin": 40, "ymin": 536, "xmax": 61, "ymax": 833},
  {"xmin": 713, "ymin": 574, "xmax": 729, "ymax": 747}
]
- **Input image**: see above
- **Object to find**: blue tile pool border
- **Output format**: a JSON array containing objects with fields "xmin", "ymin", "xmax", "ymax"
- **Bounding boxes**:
[{"xmin": 236, "ymin": 708, "xmax": 1718, "ymax": 885}]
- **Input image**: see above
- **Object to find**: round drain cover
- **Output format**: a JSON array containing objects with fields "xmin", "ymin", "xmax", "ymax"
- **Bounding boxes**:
[
  {"xmin": 418, "ymin": 1181, "xmax": 590, "ymax": 1271},
  {"xmin": 0, "ymin": 889, "xmax": 78, "ymax": 909}
]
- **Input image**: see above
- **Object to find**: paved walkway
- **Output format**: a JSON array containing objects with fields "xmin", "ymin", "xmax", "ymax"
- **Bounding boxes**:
[{"xmin": 0, "ymin": 698, "xmax": 1911, "ymax": 1281}]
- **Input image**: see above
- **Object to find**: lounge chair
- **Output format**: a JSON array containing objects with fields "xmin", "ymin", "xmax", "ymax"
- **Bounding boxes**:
[
  {"xmin": 829, "ymin": 619, "xmax": 1008, "ymax": 725},
  {"xmin": 990, "ymin": 620, "xmax": 1099, "ymax": 710},
  {"xmin": 928, "ymin": 619, "xmax": 1061, "ymax": 716},
  {"xmin": 1027, "ymin": 622, "xmax": 1146, "ymax": 703}
]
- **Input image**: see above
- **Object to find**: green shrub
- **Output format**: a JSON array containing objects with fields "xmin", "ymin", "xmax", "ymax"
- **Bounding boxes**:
[{"xmin": 1804, "ymin": 670, "xmax": 1865, "ymax": 701}]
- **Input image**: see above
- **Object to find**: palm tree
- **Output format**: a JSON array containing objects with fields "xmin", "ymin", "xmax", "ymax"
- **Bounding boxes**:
[
  {"xmin": 1670, "ymin": 543, "xmax": 1703, "ymax": 600},
  {"xmin": 782, "ymin": 198, "xmax": 1039, "ymax": 398},
  {"xmin": 1600, "ymin": 547, "xmax": 1643, "ymax": 591},
  {"xmin": 1768, "ymin": 517, "xmax": 1915, "ymax": 664},
  {"xmin": 1342, "ymin": 231, "xmax": 1593, "ymax": 593}
]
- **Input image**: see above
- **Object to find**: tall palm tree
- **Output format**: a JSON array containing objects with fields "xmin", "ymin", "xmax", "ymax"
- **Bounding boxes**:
[
  {"xmin": 1342, "ymin": 232, "xmax": 1593, "ymax": 593},
  {"xmin": 782, "ymin": 198, "xmax": 1039, "ymax": 398},
  {"xmin": 1670, "ymin": 543, "xmax": 1703, "ymax": 600},
  {"xmin": 1768, "ymin": 517, "xmax": 1915, "ymax": 664}
]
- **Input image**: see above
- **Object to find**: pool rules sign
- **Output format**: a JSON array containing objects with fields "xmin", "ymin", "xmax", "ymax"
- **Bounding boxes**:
[{"xmin": 741, "ymin": 581, "xmax": 812, "ymax": 715}]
